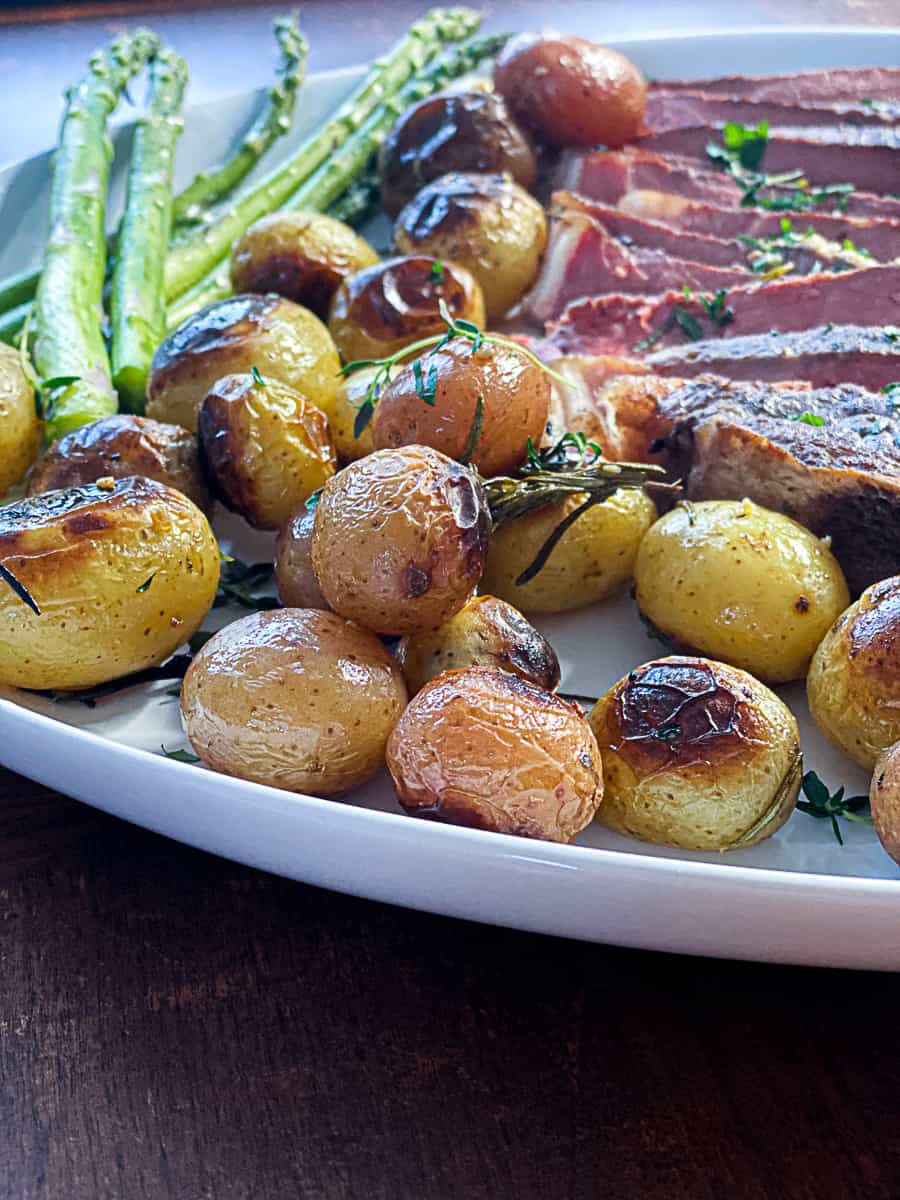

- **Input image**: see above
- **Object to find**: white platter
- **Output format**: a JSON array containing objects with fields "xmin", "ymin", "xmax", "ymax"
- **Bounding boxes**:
[{"xmin": 2, "ymin": 28, "xmax": 899, "ymax": 970}]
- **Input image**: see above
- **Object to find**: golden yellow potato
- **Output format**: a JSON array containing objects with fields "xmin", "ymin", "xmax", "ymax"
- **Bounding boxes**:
[
  {"xmin": 312, "ymin": 446, "xmax": 491, "ymax": 635},
  {"xmin": 396, "ymin": 594, "xmax": 560, "ymax": 695},
  {"xmin": 274, "ymin": 507, "xmax": 330, "ymax": 610},
  {"xmin": 482, "ymin": 488, "xmax": 657, "ymax": 614},
  {"xmin": 634, "ymin": 499, "xmax": 850, "ymax": 684},
  {"xmin": 0, "ymin": 342, "xmax": 39, "ymax": 494},
  {"xmin": 147, "ymin": 294, "xmax": 341, "ymax": 432},
  {"xmin": 871, "ymin": 742, "xmax": 900, "ymax": 867},
  {"xmin": 315, "ymin": 366, "xmax": 377, "ymax": 464},
  {"xmin": 387, "ymin": 666, "xmax": 602, "ymax": 842},
  {"xmin": 198, "ymin": 372, "xmax": 335, "ymax": 530},
  {"xmin": 181, "ymin": 608, "xmax": 408, "ymax": 795},
  {"xmin": 590, "ymin": 656, "xmax": 802, "ymax": 851},
  {"xmin": 230, "ymin": 210, "xmax": 379, "ymax": 318},
  {"xmin": 393, "ymin": 173, "xmax": 547, "ymax": 319},
  {"xmin": 0, "ymin": 477, "xmax": 219, "ymax": 690},
  {"xmin": 807, "ymin": 575, "xmax": 900, "ymax": 768}
]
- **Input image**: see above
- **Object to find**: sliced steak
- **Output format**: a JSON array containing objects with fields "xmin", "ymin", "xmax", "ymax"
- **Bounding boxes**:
[
  {"xmin": 653, "ymin": 67, "xmax": 900, "ymax": 105},
  {"xmin": 647, "ymin": 90, "xmax": 899, "ymax": 131}
]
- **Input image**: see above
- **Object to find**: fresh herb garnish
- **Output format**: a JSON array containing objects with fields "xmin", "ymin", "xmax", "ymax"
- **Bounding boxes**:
[
  {"xmin": 161, "ymin": 745, "xmax": 201, "ymax": 764},
  {"xmin": 790, "ymin": 412, "xmax": 826, "ymax": 427},
  {"xmin": 250, "ymin": 365, "xmax": 267, "ymax": 387},
  {"xmin": 722, "ymin": 118, "xmax": 769, "ymax": 169},
  {"xmin": 633, "ymin": 292, "xmax": 725, "ymax": 353},
  {"xmin": 0, "ymin": 561, "xmax": 40, "ymax": 615},
  {"xmin": 458, "ymin": 394, "xmax": 484, "ymax": 465},
  {"xmin": 796, "ymin": 770, "xmax": 872, "ymax": 845},
  {"xmin": 215, "ymin": 555, "xmax": 279, "ymax": 611},
  {"xmin": 413, "ymin": 358, "xmax": 438, "ymax": 406},
  {"xmin": 135, "ymin": 572, "xmax": 157, "ymax": 594},
  {"xmin": 707, "ymin": 124, "xmax": 854, "ymax": 214},
  {"xmin": 699, "ymin": 289, "xmax": 735, "ymax": 328},
  {"xmin": 430, "ymin": 259, "xmax": 444, "ymax": 282},
  {"xmin": 524, "ymin": 431, "xmax": 603, "ymax": 472}
]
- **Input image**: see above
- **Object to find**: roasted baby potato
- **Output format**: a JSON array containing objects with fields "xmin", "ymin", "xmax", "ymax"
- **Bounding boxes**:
[
  {"xmin": 198, "ymin": 372, "xmax": 335, "ymax": 530},
  {"xmin": 147, "ymin": 294, "xmax": 341, "ymax": 432},
  {"xmin": 274, "ymin": 506, "xmax": 330, "ymax": 610},
  {"xmin": 0, "ymin": 477, "xmax": 219, "ymax": 691},
  {"xmin": 230, "ymin": 210, "xmax": 379, "ymax": 318},
  {"xmin": 378, "ymin": 90, "xmax": 537, "ymax": 217},
  {"xmin": 327, "ymin": 255, "xmax": 485, "ymax": 364},
  {"xmin": 393, "ymin": 173, "xmax": 547, "ymax": 319},
  {"xmin": 182, "ymin": 608, "xmax": 407, "ymax": 795},
  {"xmin": 312, "ymin": 445, "xmax": 490, "ymax": 635},
  {"xmin": 871, "ymin": 742, "xmax": 900, "ymax": 867},
  {"xmin": 494, "ymin": 33, "xmax": 647, "ymax": 148},
  {"xmin": 807, "ymin": 575, "xmax": 900, "ymax": 769},
  {"xmin": 482, "ymin": 488, "xmax": 657, "ymax": 614},
  {"xmin": 314, "ymin": 366, "xmax": 377, "ymax": 465},
  {"xmin": 634, "ymin": 499, "xmax": 850, "ymax": 684},
  {"xmin": 372, "ymin": 339, "xmax": 550, "ymax": 477},
  {"xmin": 589, "ymin": 656, "xmax": 802, "ymax": 851},
  {"xmin": 396, "ymin": 594, "xmax": 560, "ymax": 696},
  {"xmin": 387, "ymin": 666, "xmax": 602, "ymax": 842},
  {"xmin": 27, "ymin": 414, "xmax": 210, "ymax": 511},
  {"xmin": 0, "ymin": 342, "xmax": 39, "ymax": 495}
]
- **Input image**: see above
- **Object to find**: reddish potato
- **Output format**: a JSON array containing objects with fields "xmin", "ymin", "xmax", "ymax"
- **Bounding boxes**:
[{"xmin": 275, "ymin": 507, "xmax": 330, "ymax": 610}]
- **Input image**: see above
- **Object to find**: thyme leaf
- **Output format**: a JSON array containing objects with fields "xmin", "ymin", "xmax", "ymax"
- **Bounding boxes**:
[
  {"xmin": 0, "ymin": 561, "xmax": 40, "ymax": 615},
  {"xmin": 796, "ymin": 770, "xmax": 872, "ymax": 845}
]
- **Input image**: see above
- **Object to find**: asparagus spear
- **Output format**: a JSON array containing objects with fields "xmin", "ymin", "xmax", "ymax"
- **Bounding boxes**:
[
  {"xmin": 326, "ymin": 165, "xmax": 381, "ymax": 227},
  {"xmin": 35, "ymin": 30, "xmax": 160, "ymax": 442},
  {"xmin": 0, "ymin": 302, "xmax": 28, "ymax": 347},
  {"xmin": 110, "ymin": 45, "xmax": 189, "ymax": 411}
]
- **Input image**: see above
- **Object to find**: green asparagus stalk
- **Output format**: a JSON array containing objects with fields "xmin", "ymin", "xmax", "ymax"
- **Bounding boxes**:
[
  {"xmin": 110, "ymin": 46, "xmax": 189, "ymax": 411},
  {"xmin": 0, "ymin": 267, "xmax": 39, "ymax": 316},
  {"xmin": 323, "ymin": 165, "xmax": 381, "ymax": 227},
  {"xmin": 35, "ymin": 30, "xmax": 160, "ymax": 442},
  {"xmin": 0, "ymin": 302, "xmax": 28, "ymax": 347}
]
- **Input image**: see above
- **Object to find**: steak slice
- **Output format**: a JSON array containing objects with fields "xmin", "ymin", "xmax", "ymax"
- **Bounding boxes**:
[
  {"xmin": 653, "ymin": 67, "xmax": 900, "ymax": 104},
  {"xmin": 646, "ymin": 90, "xmax": 899, "ymax": 131}
]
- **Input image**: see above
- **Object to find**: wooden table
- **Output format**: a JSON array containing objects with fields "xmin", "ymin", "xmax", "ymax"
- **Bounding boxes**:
[{"xmin": 3, "ymin": 4, "xmax": 900, "ymax": 1197}]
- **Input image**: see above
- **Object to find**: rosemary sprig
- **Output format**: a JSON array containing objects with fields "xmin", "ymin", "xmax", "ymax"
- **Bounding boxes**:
[{"xmin": 796, "ymin": 770, "xmax": 872, "ymax": 845}]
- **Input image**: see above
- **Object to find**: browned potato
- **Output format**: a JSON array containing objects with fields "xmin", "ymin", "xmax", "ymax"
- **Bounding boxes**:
[
  {"xmin": 393, "ymin": 173, "xmax": 547, "ymax": 319},
  {"xmin": 275, "ymin": 507, "xmax": 330, "ymax": 610},
  {"xmin": 371, "ymin": 339, "xmax": 550, "ymax": 477},
  {"xmin": 494, "ymin": 34, "xmax": 648, "ymax": 147},
  {"xmin": 182, "ymin": 609, "xmax": 408, "ymax": 795},
  {"xmin": 378, "ymin": 90, "xmax": 537, "ymax": 217},
  {"xmin": 386, "ymin": 666, "xmax": 602, "ymax": 842},
  {"xmin": 871, "ymin": 742, "xmax": 900, "ymax": 867},
  {"xmin": 0, "ymin": 342, "xmax": 39, "ymax": 494},
  {"xmin": 589, "ymin": 657, "xmax": 802, "ymax": 851},
  {"xmin": 311, "ymin": 445, "xmax": 490, "ymax": 635},
  {"xmin": 147, "ymin": 294, "xmax": 341, "ymax": 432},
  {"xmin": 327, "ymin": 255, "xmax": 485, "ymax": 365},
  {"xmin": 396, "ymin": 594, "xmax": 560, "ymax": 695},
  {"xmin": 314, "ymin": 366, "xmax": 377, "ymax": 465},
  {"xmin": 27, "ymin": 414, "xmax": 210, "ymax": 510},
  {"xmin": 198, "ymin": 372, "xmax": 335, "ymax": 530},
  {"xmin": 230, "ymin": 210, "xmax": 379, "ymax": 318}
]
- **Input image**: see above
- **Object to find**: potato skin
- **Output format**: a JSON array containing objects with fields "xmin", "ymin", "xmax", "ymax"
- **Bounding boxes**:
[
  {"xmin": 482, "ymin": 488, "xmax": 657, "ymax": 614},
  {"xmin": 589, "ymin": 656, "xmax": 802, "ymax": 851},
  {"xmin": 0, "ymin": 477, "xmax": 219, "ymax": 690},
  {"xmin": 393, "ymin": 173, "xmax": 547, "ymax": 320},
  {"xmin": 494, "ymin": 34, "xmax": 647, "ymax": 148},
  {"xmin": 0, "ymin": 342, "xmax": 39, "ymax": 494},
  {"xmin": 807, "ymin": 575, "xmax": 900, "ymax": 769},
  {"xmin": 397, "ymin": 595, "xmax": 560, "ymax": 696},
  {"xmin": 182, "ymin": 608, "xmax": 407, "ymax": 796},
  {"xmin": 230, "ymin": 211, "xmax": 379, "ymax": 318},
  {"xmin": 387, "ymin": 666, "xmax": 602, "ymax": 842},
  {"xmin": 147, "ymin": 294, "xmax": 341, "ymax": 433},
  {"xmin": 315, "ymin": 366, "xmax": 377, "ymax": 465},
  {"xmin": 198, "ymin": 372, "xmax": 335, "ymax": 530},
  {"xmin": 871, "ymin": 742, "xmax": 900, "ymax": 867},
  {"xmin": 275, "ymin": 507, "xmax": 330, "ymax": 610},
  {"xmin": 312, "ymin": 445, "xmax": 490, "ymax": 635},
  {"xmin": 327, "ymin": 255, "xmax": 485, "ymax": 365},
  {"xmin": 27, "ymin": 414, "xmax": 210, "ymax": 511},
  {"xmin": 634, "ymin": 499, "xmax": 850, "ymax": 684}
]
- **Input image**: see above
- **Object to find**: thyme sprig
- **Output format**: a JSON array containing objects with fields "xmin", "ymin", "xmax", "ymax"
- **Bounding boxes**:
[
  {"xmin": 796, "ymin": 770, "xmax": 872, "ymax": 845},
  {"xmin": 215, "ymin": 555, "xmax": 279, "ymax": 611}
]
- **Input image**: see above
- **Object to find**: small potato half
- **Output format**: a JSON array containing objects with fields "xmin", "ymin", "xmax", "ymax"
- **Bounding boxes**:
[
  {"xmin": 0, "ymin": 342, "xmax": 39, "ymax": 494},
  {"xmin": 181, "ymin": 608, "xmax": 408, "ymax": 795},
  {"xmin": 589, "ymin": 656, "xmax": 802, "ymax": 851},
  {"xmin": 871, "ymin": 742, "xmax": 900, "ymax": 867}
]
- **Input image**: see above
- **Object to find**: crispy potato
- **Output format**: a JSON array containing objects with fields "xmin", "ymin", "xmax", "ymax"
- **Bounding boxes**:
[
  {"xmin": 230, "ymin": 211, "xmax": 379, "ymax": 318},
  {"xmin": 0, "ymin": 342, "xmax": 39, "ymax": 494},
  {"xmin": 396, "ymin": 594, "xmax": 560, "ymax": 695},
  {"xmin": 274, "ymin": 507, "xmax": 330, "ymax": 610},
  {"xmin": 147, "ymin": 294, "xmax": 341, "ymax": 432},
  {"xmin": 807, "ymin": 575, "xmax": 900, "ymax": 768},
  {"xmin": 634, "ymin": 499, "xmax": 850, "ymax": 684},
  {"xmin": 27, "ymin": 414, "xmax": 210, "ymax": 511},
  {"xmin": 387, "ymin": 666, "xmax": 602, "ymax": 842},
  {"xmin": 198, "ymin": 372, "xmax": 335, "ymax": 530},
  {"xmin": 482, "ymin": 488, "xmax": 657, "ymax": 614},
  {"xmin": 182, "ymin": 609, "xmax": 407, "ymax": 795},
  {"xmin": 0, "ymin": 477, "xmax": 219, "ymax": 690},
  {"xmin": 393, "ymin": 173, "xmax": 547, "ymax": 319},
  {"xmin": 871, "ymin": 742, "xmax": 900, "ymax": 866},
  {"xmin": 315, "ymin": 366, "xmax": 377, "ymax": 465},
  {"xmin": 312, "ymin": 445, "xmax": 490, "ymax": 635},
  {"xmin": 327, "ymin": 255, "xmax": 484, "ymax": 365},
  {"xmin": 590, "ymin": 656, "xmax": 802, "ymax": 851}
]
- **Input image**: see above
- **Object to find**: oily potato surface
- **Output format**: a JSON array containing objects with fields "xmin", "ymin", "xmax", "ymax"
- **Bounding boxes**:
[
  {"xmin": 315, "ymin": 367, "xmax": 377, "ymax": 465},
  {"xmin": 275, "ymin": 508, "xmax": 330, "ymax": 610},
  {"xmin": 871, "ymin": 742, "xmax": 900, "ymax": 867},
  {"xmin": 0, "ymin": 342, "xmax": 39, "ymax": 495}
]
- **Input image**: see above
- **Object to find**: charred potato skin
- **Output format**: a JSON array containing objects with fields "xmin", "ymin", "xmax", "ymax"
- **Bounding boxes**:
[
  {"xmin": 871, "ymin": 742, "xmax": 900, "ymax": 866},
  {"xmin": 397, "ymin": 594, "xmax": 561, "ymax": 695},
  {"xmin": 27, "ymin": 414, "xmax": 210, "ymax": 511},
  {"xmin": 387, "ymin": 666, "xmax": 602, "ymax": 843},
  {"xmin": 590, "ymin": 657, "xmax": 802, "ymax": 851},
  {"xmin": 181, "ymin": 609, "xmax": 408, "ymax": 796},
  {"xmin": 393, "ymin": 173, "xmax": 547, "ymax": 320},
  {"xmin": 230, "ymin": 211, "xmax": 379, "ymax": 318},
  {"xmin": 0, "ymin": 477, "xmax": 219, "ymax": 691},
  {"xmin": 0, "ymin": 342, "xmax": 39, "ymax": 494},
  {"xmin": 275, "ymin": 507, "xmax": 330, "ymax": 610},
  {"xmin": 146, "ymin": 294, "xmax": 341, "ymax": 433},
  {"xmin": 807, "ymin": 576, "xmax": 900, "ymax": 769},
  {"xmin": 378, "ymin": 90, "xmax": 537, "ymax": 217},
  {"xmin": 312, "ymin": 445, "xmax": 491, "ymax": 635},
  {"xmin": 198, "ymin": 373, "xmax": 336, "ymax": 530}
]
